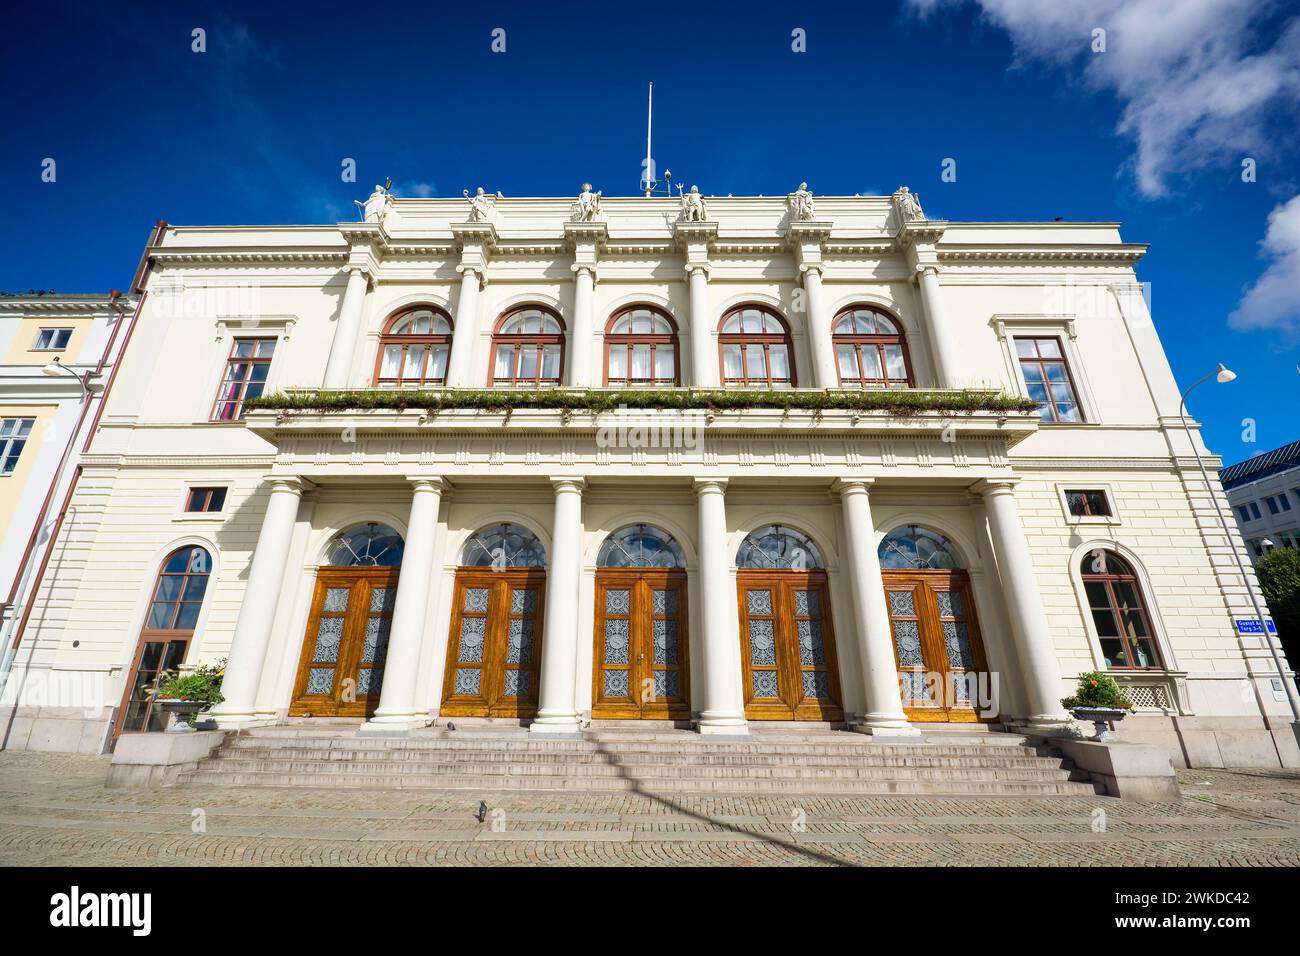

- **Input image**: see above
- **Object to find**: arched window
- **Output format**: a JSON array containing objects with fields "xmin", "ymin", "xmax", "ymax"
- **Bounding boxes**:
[
  {"xmin": 461, "ymin": 522, "xmax": 548, "ymax": 567},
  {"xmin": 832, "ymin": 306, "xmax": 912, "ymax": 387},
  {"xmin": 878, "ymin": 526, "xmax": 964, "ymax": 570},
  {"xmin": 1080, "ymin": 550, "xmax": 1163, "ymax": 669},
  {"xmin": 117, "ymin": 545, "xmax": 213, "ymax": 736},
  {"xmin": 737, "ymin": 525, "xmax": 824, "ymax": 569},
  {"xmin": 605, "ymin": 307, "xmax": 678, "ymax": 386},
  {"xmin": 375, "ymin": 307, "xmax": 453, "ymax": 387},
  {"xmin": 719, "ymin": 306, "xmax": 794, "ymax": 388},
  {"xmin": 327, "ymin": 523, "xmax": 405, "ymax": 567},
  {"xmin": 491, "ymin": 307, "xmax": 565, "ymax": 387},
  {"xmin": 598, "ymin": 524, "xmax": 686, "ymax": 568}
]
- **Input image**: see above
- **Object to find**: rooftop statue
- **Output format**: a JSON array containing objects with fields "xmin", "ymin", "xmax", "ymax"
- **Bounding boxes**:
[
  {"xmin": 570, "ymin": 182, "xmax": 603, "ymax": 222},
  {"xmin": 893, "ymin": 186, "xmax": 926, "ymax": 223},
  {"xmin": 354, "ymin": 183, "xmax": 394, "ymax": 224},
  {"xmin": 463, "ymin": 187, "xmax": 498, "ymax": 223},
  {"xmin": 678, "ymin": 185, "xmax": 708, "ymax": 222},
  {"xmin": 789, "ymin": 182, "xmax": 816, "ymax": 221}
]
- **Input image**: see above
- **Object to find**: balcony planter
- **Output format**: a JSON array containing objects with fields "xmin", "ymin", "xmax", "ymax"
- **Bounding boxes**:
[{"xmin": 1061, "ymin": 671, "xmax": 1132, "ymax": 743}]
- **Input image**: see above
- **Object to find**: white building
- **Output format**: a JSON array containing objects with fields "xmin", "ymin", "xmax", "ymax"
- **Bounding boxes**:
[
  {"xmin": 1221, "ymin": 441, "xmax": 1300, "ymax": 562},
  {"xmin": 0, "ymin": 291, "xmax": 135, "ymax": 727},
  {"xmin": 3, "ymin": 187, "xmax": 1297, "ymax": 768}
]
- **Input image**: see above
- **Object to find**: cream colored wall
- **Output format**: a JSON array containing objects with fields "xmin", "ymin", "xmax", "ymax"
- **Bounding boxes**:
[
  {"xmin": 3, "ymin": 316, "xmax": 95, "ymax": 365},
  {"xmin": 0, "ymin": 404, "xmax": 57, "ymax": 542}
]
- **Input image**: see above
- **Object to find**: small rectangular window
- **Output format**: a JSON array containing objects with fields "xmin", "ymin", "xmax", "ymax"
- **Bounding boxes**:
[
  {"xmin": 33, "ymin": 328, "xmax": 73, "ymax": 350},
  {"xmin": 1065, "ymin": 489, "xmax": 1112, "ymax": 517},
  {"xmin": 1238, "ymin": 505, "xmax": 1252, "ymax": 522},
  {"xmin": 1251, "ymin": 502, "xmax": 1262, "ymax": 520},
  {"xmin": 185, "ymin": 487, "xmax": 227, "ymax": 513},
  {"xmin": 1266, "ymin": 496, "xmax": 1280, "ymax": 515},
  {"xmin": 1280, "ymin": 495, "xmax": 1292, "ymax": 512},
  {"xmin": 1, "ymin": 417, "xmax": 35, "ymax": 474}
]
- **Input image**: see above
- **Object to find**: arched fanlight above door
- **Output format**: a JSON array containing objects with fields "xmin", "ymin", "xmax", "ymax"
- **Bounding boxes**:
[
  {"xmin": 461, "ymin": 523, "xmax": 548, "ymax": 568},
  {"xmin": 597, "ymin": 524, "xmax": 686, "ymax": 568},
  {"xmin": 878, "ymin": 525, "xmax": 964, "ymax": 570},
  {"xmin": 327, "ymin": 523, "xmax": 405, "ymax": 567},
  {"xmin": 736, "ymin": 525, "xmax": 825, "ymax": 570}
]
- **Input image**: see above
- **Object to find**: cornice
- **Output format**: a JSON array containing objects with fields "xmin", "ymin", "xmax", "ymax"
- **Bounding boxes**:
[
  {"xmin": 149, "ymin": 249, "xmax": 348, "ymax": 265},
  {"xmin": 0, "ymin": 296, "xmax": 131, "ymax": 313},
  {"xmin": 937, "ymin": 243, "xmax": 1147, "ymax": 264}
]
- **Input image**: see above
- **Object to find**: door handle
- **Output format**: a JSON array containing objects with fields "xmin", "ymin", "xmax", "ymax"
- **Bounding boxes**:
[{"xmin": 637, "ymin": 653, "xmax": 644, "ymax": 664}]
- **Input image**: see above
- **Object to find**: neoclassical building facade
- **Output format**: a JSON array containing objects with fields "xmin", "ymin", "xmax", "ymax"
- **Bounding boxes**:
[{"xmin": 5, "ymin": 187, "xmax": 1297, "ymax": 768}]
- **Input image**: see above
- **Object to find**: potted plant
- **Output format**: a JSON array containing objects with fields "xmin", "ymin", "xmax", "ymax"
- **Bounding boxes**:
[
  {"xmin": 154, "ymin": 660, "xmax": 226, "ymax": 732},
  {"xmin": 1061, "ymin": 671, "xmax": 1132, "ymax": 741}
]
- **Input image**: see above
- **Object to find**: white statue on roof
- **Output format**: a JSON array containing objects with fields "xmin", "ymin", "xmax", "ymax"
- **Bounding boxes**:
[
  {"xmin": 678, "ymin": 185, "xmax": 708, "ymax": 222},
  {"xmin": 570, "ymin": 182, "xmax": 603, "ymax": 222},
  {"xmin": 354, "ymin": 183, "xmax": 394, "ymax": 224},
  {"xmin": 463, "ymin": 187, "xmax": 497, "ymax": 223},
  {"xmin": 789, "ymin": 182, "xmax": 815, "ymax": 221},
  {"xmin": 892, "ymin": 186, "xmax": 926, "ymax": 223}
]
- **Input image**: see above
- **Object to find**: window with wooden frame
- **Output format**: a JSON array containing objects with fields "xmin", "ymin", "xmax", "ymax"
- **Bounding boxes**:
[
  {"xmin": 832, "ymin": 306, "xmax": 912, "ymax": 387},
  {"xmin": 374, "ymin": 306, "xmax": 453, "ymax": 387},
  {"xmin": 718, "ymin": 306, "xmax": 795, "ymax": 388},
  {"xmin": 1015, "ymin": 336, "xmax": 1082, "ymax": 423},
  {"xmin": 1064, "ymin": 489, "xmax": 1112, "ymax": 518},
  {"xmin": 604, "ymin": 307, "xmax": 678, "ymax": 386},
  {"xmin": 1, "ymin": 417, "xmax": 34, "ymax": 475},
  {"xmin": 32, "ymin": 328, "xmax": 73, "ymax": 350},
  {"xmin": 115, "ymin": 545, "xmax": 212, "ymax": 736},
  {"xmin": 211, "ymin": 337, "xmax": 276, "ymax": 421},
  {"xmin": 184, "ymin": 487, "xmax": 227, "ymax": 513},
  {"xmin": 490, "ymin": 307, "xmax": 565, "ymax": 387},
  {"xmin": 1081, "ymin": 550, "xmax": 1164, "ymax": 670}
]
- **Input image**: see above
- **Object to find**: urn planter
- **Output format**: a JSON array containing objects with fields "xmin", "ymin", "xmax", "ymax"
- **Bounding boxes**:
[
  {"xmin": 157, "ymin": 699, "xmax": 212, "ymax": 733},
  {"xmin": 1070, "ymin": 706, "xmax": 1128, "ymax": 742}
]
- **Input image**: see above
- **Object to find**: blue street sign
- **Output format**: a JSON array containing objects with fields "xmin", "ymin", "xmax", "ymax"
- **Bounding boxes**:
[{"xmin": 1235, "ymin": 619, "xmax": 1277, "ymax": 634}]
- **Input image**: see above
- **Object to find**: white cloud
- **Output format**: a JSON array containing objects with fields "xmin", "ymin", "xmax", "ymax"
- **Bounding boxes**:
[
  {"xmin": 398, "ymin": 181, "xmax": 438, "ymax": 198},
  {"xmin": 906, "ymin": 0, "xmax": 1300, "ymax": 198},
  {"xmin": 1229, "ymin": 195, "xmax": 1300, "ymax": 336}
]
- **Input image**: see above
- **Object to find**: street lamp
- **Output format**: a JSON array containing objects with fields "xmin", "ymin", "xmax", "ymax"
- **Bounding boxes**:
[{"xmin": 1179, "ymin": 364, "xmax": 1300, "ymax": 723}]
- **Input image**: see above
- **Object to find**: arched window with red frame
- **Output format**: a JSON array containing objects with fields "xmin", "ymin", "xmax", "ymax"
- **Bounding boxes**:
[
  {"xmin": 490, "ymin": 306, "xmax": 565, "ymax": 387},
  {"xmin": 374, "ymin": 306, "xmax": 453, "ymax": 387},
  {"xmin": 605, "ymin": 306, "xmax": 679, "ymax": 387},
  {"xmin": 1080, "ymin": 550, "xmax": 1164, "ymax": 670},
  {"xmin": 718, "ymin": 305, "xmax": 795, "ymax": 388},
  {"xmin": 832, "ymin": 306, "xmax": 913, "ymax": 388}
]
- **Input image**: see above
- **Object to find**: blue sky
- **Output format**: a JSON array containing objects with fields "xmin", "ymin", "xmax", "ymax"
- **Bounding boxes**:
[{"xmin": 3, "ymin": 0, "xmax": 1297, "ymax": 463}]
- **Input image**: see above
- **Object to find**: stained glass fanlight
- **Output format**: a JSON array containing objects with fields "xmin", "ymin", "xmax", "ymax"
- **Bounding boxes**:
[
  {"xmin": 877, "ymin": 525, "xmax": 964, "ymax": 570},
  {"xmin": 597, "ymin": 524, "xmax": 686, "ymax": 568},
  {"xmin": 736, "ymin": 525, "xmax": 825, "ymax": 570},
  {"xmin": 461, "ymin": 523, "xmax": 548, "ymax": 568},
  {"xmin": 327, "ymin": 523, "xmax": 405, "ymax": 567}
]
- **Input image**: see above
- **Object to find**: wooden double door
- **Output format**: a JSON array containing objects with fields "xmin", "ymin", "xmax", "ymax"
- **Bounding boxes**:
[
  {"xmin": 736, "ymin": 570, "xmax": 843, "ymax": 720},
  {"xmin": 882, "ymin": 570, "xmax": 989, "ymax": 721},
  {"xmin": 441, "ymin": 569, "xmax": 545, "ymax": 717},
  {"xmin": 290, "ymin": 567, "xmax": 398, "ymax": 717},
  {"xmin": 592, "ymin": 570, "xmax": 690, "ymax": 718}
]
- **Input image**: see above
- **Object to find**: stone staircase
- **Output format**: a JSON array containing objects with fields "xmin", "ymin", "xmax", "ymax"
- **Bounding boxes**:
[{"xmin": 178, "ymin": 721, "xmax": 1099, "ymax": 796}]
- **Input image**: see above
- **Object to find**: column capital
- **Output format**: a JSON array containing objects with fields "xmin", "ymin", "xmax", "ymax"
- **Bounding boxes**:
[
  {"xmin": 971, "ymin": 477, "xmax": 1020, "ymax": 497},
  {"xmin": 832, "ymin": 477, "xmax": 876, "ymax": 495},
  {"xmin": 799, "ymin": 262, "xmax": 824, "ymax": 280},
  {"xmin": 549, "ymin": 476, "xmax": 587, "ymax": 495},
  {"xmin": 684, "ymin": 263, "xmax": 710, "ymax": 280},
  {"xmin": 263, "ymin": 474, "xmax": 312, "ymax": 495},
  {"xmin": 405, "ymin": 475, "xmax": 447, "ymax": 493},
  {"xmin": 692, "ymin": 478, "xmax": 728, "ymax": 496},
  {"xmin": 570, "ymin": 263, "xmax": 597, "ymax": 280},
  {"xmin": 455, "ymin": 262, "xmax": 486, "ymax": 284}
]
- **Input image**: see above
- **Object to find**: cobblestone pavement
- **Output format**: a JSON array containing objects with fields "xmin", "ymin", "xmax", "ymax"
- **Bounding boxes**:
[{"xmin": 1, "ymin": 752, "xmax": 1299, "ymax": 866}]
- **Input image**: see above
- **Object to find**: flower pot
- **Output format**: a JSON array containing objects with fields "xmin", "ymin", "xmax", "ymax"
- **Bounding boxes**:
[
  {"xmin": 1070, "ymin": 706, "xmax": 1128, "ymax": 742},
  {"xmin": 157, "ymin": 699, "xmax": 212, "ymax": 733}
]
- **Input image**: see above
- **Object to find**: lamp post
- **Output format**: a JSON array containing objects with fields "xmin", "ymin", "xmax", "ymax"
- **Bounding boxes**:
[
  {"xmin": 0, "ymin": 358, "xmax": 95, "ymax": 701},
  {"xmin": 1179, "ymin": 364, "xmax": 1300, "ymax": 723}
]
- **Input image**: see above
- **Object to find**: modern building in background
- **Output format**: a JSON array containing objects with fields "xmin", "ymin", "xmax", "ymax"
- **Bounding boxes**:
[
  {"xmin": 2, "ymin": 187, "xmax": 1296, "ymax": 769},
  {"xmin": 1221, "ymin": 441, "xmax": 1300, "ymax": 563},
  {"xmin": 0, "ymin": 292, "xmax": 134, "ymax": 714}
]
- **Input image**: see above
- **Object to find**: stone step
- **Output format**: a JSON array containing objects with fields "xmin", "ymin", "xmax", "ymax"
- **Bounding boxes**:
[
  {"xmin": 197, "ymin": 755, "xmax": 1082, "ymax": 782},
  {"xmin": 211, "ymin": 747, "xmax": 1066, "ymax": 770},
  {"xmin": 224, "ymin": 736, "xmax": 1049, "ymax": 759},
  {"xmin": 178, "ymin": 768, "xmax": 1095, "ymax": 796}
]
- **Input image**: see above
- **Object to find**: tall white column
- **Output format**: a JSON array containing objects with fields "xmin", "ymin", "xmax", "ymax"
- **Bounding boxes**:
[
  {"xmin": 916, "ymin": 266, "xmax": 962, "ymax": 387},
  {"xmin": 446, "ymin": 266, "xmax": 482, "ymax": 387},
  {"xmin": 801, "ymin": 266, "xmax": 838, "ymax": 388},
  {"xmin": 976, "ymin": 479, "xmax": 1071, "ymax": 727},
  {"xmin": 361, "ymin": 478, "xmax": 444, "ymax": 732},
  {"xmin": 322, "ymin": 267, "xmax": 369, "ymax": 388},
  {"xmin": 836, "ymin": 479, "xmax": 919, "ymax": 735},
  {"xmin": 569, "ymin": 265, "xmax": 595, "ymax": 387},
  {"xmin": 530, "ymin": 478, "xmax": 585, "ymax": 735},
  {"xmin": 694, "ymin": 479, "xmax": 748, "ymax": 735},
  {"xmin": 687, "ymin": 266, "xmax": 716, "ymax": 387},
  {"xmin": 210, "ymin": 477, "xmax": 306, "ymax": 728}
]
